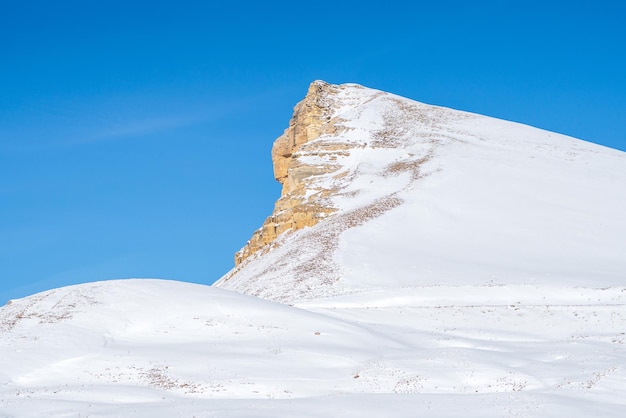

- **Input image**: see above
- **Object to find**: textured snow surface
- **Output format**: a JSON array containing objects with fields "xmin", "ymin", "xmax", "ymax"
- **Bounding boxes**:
[
  {"xmin": 2, "ymin": 83, "xmax": 626, "ymax": 416},
  {"xmin": 1, "ymin": 279, "xmax": 625, "ymax": 417}
]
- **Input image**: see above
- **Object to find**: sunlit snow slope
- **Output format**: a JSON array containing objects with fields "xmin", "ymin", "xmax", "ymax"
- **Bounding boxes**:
[
  {"xmin": 216, "ymin": 81, "xmax": 626, "ymax": 302},
  {"xmin": 1, "ymin": 82, "xmax": 625, "ymax": 417},
  {"xmin": 3, "ymin": 279, "xmax": 625, "ymax": 417}
]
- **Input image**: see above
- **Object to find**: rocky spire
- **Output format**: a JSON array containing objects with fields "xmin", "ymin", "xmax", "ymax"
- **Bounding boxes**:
[{"xmin": 234, "ymin": 81, "xmax": 347, "ymax": 265}]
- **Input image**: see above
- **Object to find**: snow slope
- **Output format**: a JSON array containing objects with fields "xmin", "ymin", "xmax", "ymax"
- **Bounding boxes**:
[
  {"xmin": 1, "ymin": 82, "xmax": 625, "ymax": 416},
  {"xmin": 2, "ymin": 279, "xmax": 625, "ymax": 417},
  {"xmin": 216, "ymin": 82, "xmax": 626, "ymax": 301}
]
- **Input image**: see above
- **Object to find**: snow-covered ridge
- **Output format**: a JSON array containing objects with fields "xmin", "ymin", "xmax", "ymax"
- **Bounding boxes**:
[
  {"xmin": 0, "ymin": 280, "xmax": 399, "ymax": 399},
  {"xmin": 217, "ymin": 81, "xmax": 626, "ymax": 303}
]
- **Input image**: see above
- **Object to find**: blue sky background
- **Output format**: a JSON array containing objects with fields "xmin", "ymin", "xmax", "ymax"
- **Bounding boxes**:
[{"xmin": 1, "ymin": 1, "xmax": 625, "ymax": 304}]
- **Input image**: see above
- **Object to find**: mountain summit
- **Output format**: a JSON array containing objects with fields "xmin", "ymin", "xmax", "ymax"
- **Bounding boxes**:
[
  {"xmin": 217, "ymin": 80, "xmax": 626, "ymax": 303},
  {"xmin": 2, "ymin": 82, "xmax": 625, "ymax": 417}
]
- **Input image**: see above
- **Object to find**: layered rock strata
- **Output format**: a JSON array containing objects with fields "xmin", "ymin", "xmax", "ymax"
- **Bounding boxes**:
[{"xmin": 234, "ymin": 81, "xmax": 348, "ymax": 265}]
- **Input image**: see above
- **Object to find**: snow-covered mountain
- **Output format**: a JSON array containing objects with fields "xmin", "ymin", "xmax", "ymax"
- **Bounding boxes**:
[
  {"xmin": 1, "ymin": 82, "xmax": 625, "ymax": 417},
  {"xmin": 217, "ymin": 81, "xmax": 626, "ymax": 302}
]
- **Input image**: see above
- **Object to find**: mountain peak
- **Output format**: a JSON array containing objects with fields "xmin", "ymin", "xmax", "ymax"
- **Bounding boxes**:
[
  {"xmin": 218, "ymin": 81, "xmax": 626, "ymax": 303},
  {"xmin": 232, "ymin": 80, "xmax": 449, "ymax": 268}
]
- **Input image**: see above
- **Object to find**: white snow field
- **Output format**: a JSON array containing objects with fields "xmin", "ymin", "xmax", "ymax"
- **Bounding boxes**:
[
  {"xmin": 2, "ymin": 83, "xmax": 626, "ymax": 416},
  {"xmin": 2, "ymin": 279, "xmax": 625, "ymax": 417}
]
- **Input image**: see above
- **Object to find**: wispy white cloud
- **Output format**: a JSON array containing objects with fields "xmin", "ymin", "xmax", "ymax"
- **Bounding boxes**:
[
  {"xmin": 66, "ymin": 113, "xmax": 207, "ymax": 145},
  {"xmin": 2, "ymin": 113, "xmax": 207, "ymax": 152},
  {"xmin": 3, "ymin": 87, "xmax": 276, "ymax": 153},
  {"xmin": 57, "ymin": 91, "xmax": 266, "ymax": 147}
]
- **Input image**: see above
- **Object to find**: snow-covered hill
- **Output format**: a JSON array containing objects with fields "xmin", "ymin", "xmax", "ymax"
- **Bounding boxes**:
[
  {"xmin": 2, "ymin": 279, "xmax": 625, "ymax": 417},
  {"xmin": 1, "ymin": 82, "xmax": 625, "ymax": 417},
  {"xmin": 216, "ymin": 81, "xmax": 626, "ymax": 302}
]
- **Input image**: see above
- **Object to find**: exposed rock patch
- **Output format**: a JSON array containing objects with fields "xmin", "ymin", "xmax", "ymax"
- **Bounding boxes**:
[{"xmin": 235, "ymin": 81, "xmax": 350, "ymax": 265}]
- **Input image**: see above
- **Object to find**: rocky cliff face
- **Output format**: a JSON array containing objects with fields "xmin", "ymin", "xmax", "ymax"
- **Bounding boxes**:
[
  {"xmin": 224, "ymin": 80, "xmax": 445, "ymax": 296},
  {"xmin": 234, "ymin": 81, "xmax": 349, "ymax": 265}
]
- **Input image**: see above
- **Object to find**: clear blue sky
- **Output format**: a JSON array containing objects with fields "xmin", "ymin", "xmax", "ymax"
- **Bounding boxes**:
[{"xmin": 1, "ymin": 1, "xmax": 625, "ymax": 304}]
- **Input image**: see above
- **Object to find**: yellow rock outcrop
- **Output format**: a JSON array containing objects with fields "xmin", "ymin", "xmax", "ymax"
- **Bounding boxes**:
[{"xmin": 234, "ymin": 81, "xmax": 346, "ymax": 265}]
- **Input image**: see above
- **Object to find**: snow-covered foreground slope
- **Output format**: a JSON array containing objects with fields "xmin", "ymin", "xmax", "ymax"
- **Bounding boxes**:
[
  {"xmin": 2, "ymin": 82, "xmax": 626, "ymax": 416},
  {"xmin": 1, "ymin": 279, "xmax": 625, "ymax": 417}
]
